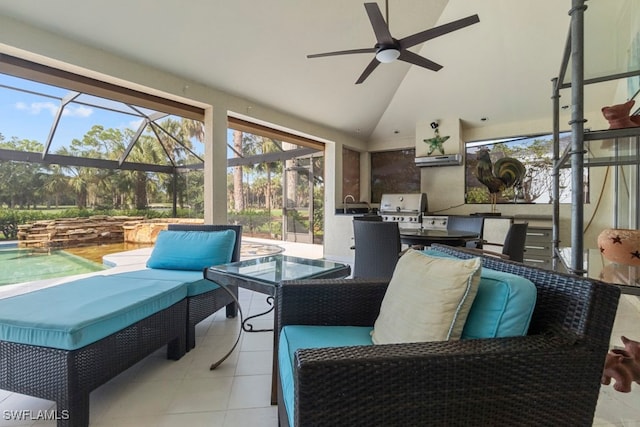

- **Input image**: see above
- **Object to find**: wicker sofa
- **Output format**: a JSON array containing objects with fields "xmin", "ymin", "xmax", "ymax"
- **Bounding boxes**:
[{"xmin": 276, "ymin": 245, "xmax": 621, "ymax": 426}]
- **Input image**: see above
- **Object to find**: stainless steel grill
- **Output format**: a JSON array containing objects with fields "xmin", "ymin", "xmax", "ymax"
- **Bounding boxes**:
[
  {"xmin": 379, "ymin": 193, "xmax": 427, "ymax": 230},
  {"xmin": 422, "ymin": 215, "xmax": 449, "ymax": 230}
]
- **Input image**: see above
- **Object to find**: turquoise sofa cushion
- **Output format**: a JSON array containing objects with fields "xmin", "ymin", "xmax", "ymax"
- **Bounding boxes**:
[
  {"xmin": 146, "ymin": 229, "xmax": 236, "ymax": 271},
  {"xmin": 461, "ymin": 268, "xmax": 536, "ymax": 339},
  {"xmin": 279, "ymin": 325, "xmax": 373, "ymax": 427},
  {"xmin": 108, "ymin": 268, "xmax": 220, "ymax": 297},
  {"xmin": 0, "ymin": 275, "xmax": 187, "ymax": 350},
  {"xmin": 421, "ymin": 248, "xmax": 537, "ymax": 339}
]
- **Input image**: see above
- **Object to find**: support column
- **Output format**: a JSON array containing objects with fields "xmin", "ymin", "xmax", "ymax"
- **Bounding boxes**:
[
  {"xmin": 204, "ymin": 106, "xmax": 229, "ymax": 224},
  {"xmin": 569, "ymin": 0, "xmax": 587, "ymax": 274}
]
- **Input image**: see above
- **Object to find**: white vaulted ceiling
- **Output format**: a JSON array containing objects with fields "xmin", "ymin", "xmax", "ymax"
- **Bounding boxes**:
[{"xmin": 0, "ymin": 1, "xmax": 618, "ymax": 144}]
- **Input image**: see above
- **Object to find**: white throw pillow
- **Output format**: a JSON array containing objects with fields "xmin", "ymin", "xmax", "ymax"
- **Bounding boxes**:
[{"xmin": 371, "ymin": 249, "xmax": 482, "ymax": 344}]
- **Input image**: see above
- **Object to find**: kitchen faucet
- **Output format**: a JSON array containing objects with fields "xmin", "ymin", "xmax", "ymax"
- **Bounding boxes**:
[{"xmin": 343, "ymin": 194, "xmax": 355, "ymax": 214}]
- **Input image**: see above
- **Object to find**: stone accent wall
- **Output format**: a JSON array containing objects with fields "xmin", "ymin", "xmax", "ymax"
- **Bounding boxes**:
[
  {"xmin": 122, "ymin": 218, "xmax": 204, "ymax": 244},
  {"xmin": 17, "ymin": 216, "xmax": 204, "ymax": 248}
]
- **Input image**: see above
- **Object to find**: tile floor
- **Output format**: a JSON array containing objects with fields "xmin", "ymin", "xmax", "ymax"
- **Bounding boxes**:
[
  {"xmin": 593, "ymin": 294, "xmax": 640, "ymax": 426},
  {"xmin": 1, "ymin": 239, "xmax": 640, "ymax": 426},
  {"xmin": 0, "ymin": 287, "xmax": 279, "ymax": 427}
]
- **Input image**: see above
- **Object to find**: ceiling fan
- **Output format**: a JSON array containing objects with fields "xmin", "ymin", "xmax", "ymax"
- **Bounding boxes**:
[{"xmin": 307, "ymin": 2, "xmax": 480, "ymax": 84}]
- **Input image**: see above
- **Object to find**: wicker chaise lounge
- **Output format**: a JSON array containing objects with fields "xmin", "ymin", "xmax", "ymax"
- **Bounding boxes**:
[
  {"xmin": 0, "ymin": 276, "xmax": 187, "ymax": 427},
  {"xmin": 101, "ymin": 224, "xmax": 242, "ymax": 352},
  {"xmin": 167, "ymin": 223, "xmax": 242, "ymax": 350},
  {"xmin": 276, "ymin": 245, "xmax": 621, "ymax": 426}
]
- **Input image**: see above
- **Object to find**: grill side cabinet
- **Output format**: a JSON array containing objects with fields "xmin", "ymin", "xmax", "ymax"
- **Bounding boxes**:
[{"xmin": 523, "ymin": 226, "xmax": 553, "ymax": 269}]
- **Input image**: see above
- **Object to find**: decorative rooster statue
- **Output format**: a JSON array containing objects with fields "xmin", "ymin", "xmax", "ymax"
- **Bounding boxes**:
[{"xmin": 475, "ymin": 147, "xmax": 526, "ymax": 212}]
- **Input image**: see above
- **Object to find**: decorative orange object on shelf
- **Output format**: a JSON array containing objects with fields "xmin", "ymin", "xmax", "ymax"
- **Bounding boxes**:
[
  {"xmin": 597, "ymin": 228, "xmax": 640, "ymax": 266},
  {"xmin": 601, "ymin": 100, "xmax": 640, "ymax": 130}
]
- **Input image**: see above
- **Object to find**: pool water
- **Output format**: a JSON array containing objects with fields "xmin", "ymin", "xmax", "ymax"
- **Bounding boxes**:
[
  {"xmin": 0, "ymin": 248, "xmax": 105, "ymax": 286},
  {"xmin": 65, "ymin": 242, "xmax": 152, "ymax": 264},
  {"xmin": 0, "ymin": 242, "xmax": 152, "ymax": 286},
  {"xmin": 0, "ymin": 240, "xmax": 282, "ymax": 287}
]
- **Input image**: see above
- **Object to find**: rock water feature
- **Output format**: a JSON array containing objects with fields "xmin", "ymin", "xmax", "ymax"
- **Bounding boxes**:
[{"xmin": 17, "ymin": 216, "xmax": 204, "ymax": 248}]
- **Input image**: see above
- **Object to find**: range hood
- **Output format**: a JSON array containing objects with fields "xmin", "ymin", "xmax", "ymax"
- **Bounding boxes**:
[{"xmin": 415, "ymin": 153, "xmax": 462, "ymax": 167}]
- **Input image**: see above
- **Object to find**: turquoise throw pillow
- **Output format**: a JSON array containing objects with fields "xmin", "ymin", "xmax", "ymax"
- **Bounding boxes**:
[
  {"xmin": 146, "ymin": 229, "xmax": 236, "ymax": 271},
  {"xmin": 421, "ymin": 248, "xmax": 537, "ymax": 339},
  {"xmin": 461, "ymin": 268, "xmax": 536, "ymax": 339}
]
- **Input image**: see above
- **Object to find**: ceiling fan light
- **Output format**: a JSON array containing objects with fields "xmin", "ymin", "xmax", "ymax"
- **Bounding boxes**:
[{"xmin": 376, "ymin": 48, "xmax": 400, "ymax": 63}]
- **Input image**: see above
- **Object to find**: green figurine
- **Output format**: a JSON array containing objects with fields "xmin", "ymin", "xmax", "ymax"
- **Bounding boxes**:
[{"xmin": 423, "ymin": 122, "xmax": 449, "ymax": 155}]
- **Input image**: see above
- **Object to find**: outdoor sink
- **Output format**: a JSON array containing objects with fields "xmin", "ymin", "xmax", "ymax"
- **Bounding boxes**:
[
  {"xmin": 343, "ymin": 207, "xmax": 369, "ymax": 214},
  {"xmin": 335, "ymin": 207, "xmax": 372, "ymax": 215}
]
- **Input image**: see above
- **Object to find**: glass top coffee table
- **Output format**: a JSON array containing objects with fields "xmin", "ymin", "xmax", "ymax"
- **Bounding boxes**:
[
  {"xmin": 206, "ymin": 254, "xmax": 350, "ymax": 297},
  {"xmin": 204, "ymin": 254, "xmax": 350, "ymax": 403},
  {"xmin": 205, "ymin": 254, "xmax": 350, "ymax": 335}
]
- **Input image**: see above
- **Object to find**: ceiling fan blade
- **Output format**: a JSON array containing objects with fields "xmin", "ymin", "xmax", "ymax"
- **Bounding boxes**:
[
  {"xmin": 397, "ymin": 50, "xmax": 442, "ymax": 71},
  {"xmin": 355, "ymin": 58, "xmax": 381, "ymax": 84},
  {"xmin": 400, "ymin": 14, "xmax": 480, "ymax": 49},
  {"xmin": 307, "ymin": 47, "xmax": 376, "ymax": 59},
  {"xmin": 364, "ymin": 2, "xmax": 394, "ymax": 45}
]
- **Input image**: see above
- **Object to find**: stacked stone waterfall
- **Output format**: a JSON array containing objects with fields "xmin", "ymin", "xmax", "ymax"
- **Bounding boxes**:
[{"xmin": 17, "ymin": 216, "xmax": 203, "ymax": 248}]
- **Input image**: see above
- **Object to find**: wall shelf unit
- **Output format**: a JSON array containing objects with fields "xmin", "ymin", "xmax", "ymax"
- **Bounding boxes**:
[{"xmin": 551, "ymin": 0, "xmax": 640, "ymax": 274}]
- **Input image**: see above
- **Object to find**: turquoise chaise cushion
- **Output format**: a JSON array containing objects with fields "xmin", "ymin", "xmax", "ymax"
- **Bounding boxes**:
[
  {"xmin": 146, "ymin": 229, "xmax": 236, "ymax": 271},
  {"xmin": 107, "ymin": 268, "xmax": 219, "ymax": 297},
  {"xmin": 0, "ymin": 275, "xmax": 187, "ymax": 350},
  {"xmin": 279, "ymin": 325, "xmax": 374, "ymax": 427}
]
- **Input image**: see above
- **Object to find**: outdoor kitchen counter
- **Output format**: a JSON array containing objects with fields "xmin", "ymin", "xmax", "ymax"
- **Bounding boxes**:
[{"xmin": 399, "ymin": 228, "xmax": 480, "ymax": 247}]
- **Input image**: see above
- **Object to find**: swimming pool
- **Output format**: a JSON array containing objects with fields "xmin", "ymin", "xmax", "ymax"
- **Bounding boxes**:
[
  {"xmin": 0, "ymin": 247, "xmax": 106, "ymax": 286},
  {"xmin": 0, "ymin": 240, "xmax": 283, "ymax": 287}
]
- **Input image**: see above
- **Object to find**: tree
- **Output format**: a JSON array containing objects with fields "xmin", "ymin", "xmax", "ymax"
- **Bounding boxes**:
[
  {"xmin": 152, "ymin": 118, "xmax": 202, "ymax": 210},
  {"xmin": 253, "ymin": 137, "xmax": 283, "ymax": 211},
  {"xmin": 232, "ymin": 130, "xmax": 244, "ymax": 211},
  {"xmin": 41, "ymin": 164, "xmax": 71, "ymax": 207},
  {"xmin": 0, "ymin": 137, "xmax": 49, "ymax": 208},
  {"xmin": 56, "ymin": 126, "xmax": 124, "ymax": 208}
]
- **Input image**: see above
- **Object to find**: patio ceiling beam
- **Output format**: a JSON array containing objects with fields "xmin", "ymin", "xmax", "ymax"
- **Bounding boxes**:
[
  {"xmin": 227, "ymin": 147, "xmax": 317, "ymax": 167},
  {"xmin": 175, "ymin": 163, "xmax": 205, "ymax": 172},
  {"xmin": 42, "ymin": 91, "xmax": 80, "ymax": 160},
  {"xmin": 119, "ymin": 117, "xmax": 150, "ymax": 166},
  {"xmin": 0, "ymin": 148, "xmax": 175, "ymax": 174},
  {"xmin": 148, "ymin": 122, "xmax": 176, "ymax": 167},
  {"xmin": 228, "ymin": 116, "xmax": 325, "ymax": 151},
  {"xmin": 149, "ymin": 121, "xmax": 205, "ymax": 164},
  {"xmin": 227, "ymin": 143, "xmax": 243, "ymax": 158},
  {"xmin": 0, "ymin": 53, "xmax": 204, "ymax": 121}
]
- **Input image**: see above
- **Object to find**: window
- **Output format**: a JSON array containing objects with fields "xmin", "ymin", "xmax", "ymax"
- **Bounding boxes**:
[
  {"xmin": 0, "ymin": 54, "xmax": 205, "ymax": 214},
  {"xmin": 370, "ymin": 149, "xmax": 420, "ymax": 203},
  {"xmin": 226, "ymin": 117, "xmax": 324, "ymax": 243},
  {"xmin": 342, "ymin": 147, "xmax": 360, "ymax": 201},
  {"xmin": 465, "ymin": 131, "xmax": 589, "ymax": 204}
]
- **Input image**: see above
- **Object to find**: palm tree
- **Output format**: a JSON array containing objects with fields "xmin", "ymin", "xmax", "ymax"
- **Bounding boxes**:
[
  {"xmin": 151, "ymin": 117, "xmax": 202, "ymax": 210},
  {"xmin": 122, "ymin": 133, "xmax": 165, "ymax": 209},
  {"xmin": 56, "ymin": 126, "xmax": 125, "ymax": 208},
  {"xmin": 252, "ymin": 137, "xmax": 283, "ymax": 211},
  {"xmin": 42, "ymin": 164, "xmax": 70, "ymax": 207},
  {"xmin": 232, "ymin": 130, "xmax": 244, "ymax": 212}
]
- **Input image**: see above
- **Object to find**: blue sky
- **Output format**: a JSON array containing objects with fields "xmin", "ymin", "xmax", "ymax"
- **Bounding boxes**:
[{"xmin": 0, "ymin": 73, "xmax": 207, "ymax": 157}]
